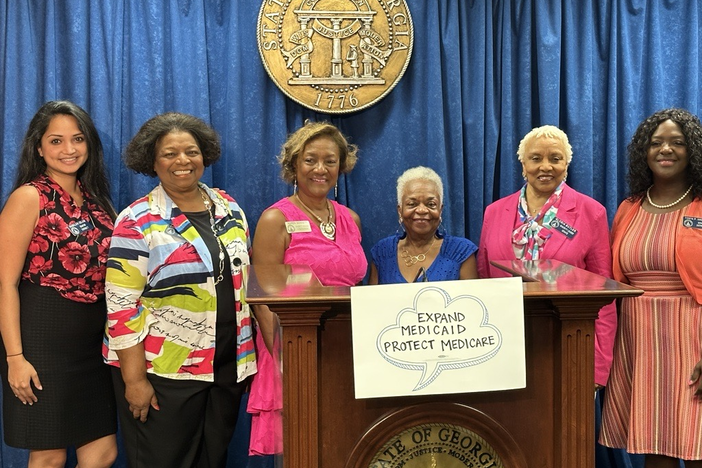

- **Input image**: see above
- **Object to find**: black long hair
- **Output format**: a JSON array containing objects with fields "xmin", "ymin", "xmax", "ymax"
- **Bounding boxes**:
[
  {"xmin": 13, "ymin": 100, "xmax": 115, "ymax": 219},
  {"xmin": 627, "ymin": 108, "xmax": 702, "ymax": 201}
]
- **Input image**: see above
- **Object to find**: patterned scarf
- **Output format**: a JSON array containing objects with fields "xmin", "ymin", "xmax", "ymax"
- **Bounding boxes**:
[{"xmin": 511, "ymin": 182, "xmax": 565, "ymax": 260}]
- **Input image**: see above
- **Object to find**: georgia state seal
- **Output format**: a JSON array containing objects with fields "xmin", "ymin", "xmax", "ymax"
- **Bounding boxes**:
[
  {"xmin": 257, "ymin": 0, "xmax": 414, "ymax": 114},
  {"xmin": 368, "ymin": 423, "xmax": 505, "ymax": 468}
]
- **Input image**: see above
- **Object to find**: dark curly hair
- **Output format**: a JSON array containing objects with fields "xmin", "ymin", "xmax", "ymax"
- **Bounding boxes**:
[
  {"xmin": 13, "ymin": 100, "xmax": 115, "ymax": 219},
  {"xmin": 627, "ymin": 108, "xmax": 702, "ymax": 201},
  {"xmin": 125, "ymin": 112, "xmax": 221, "ymax": 177},
  {"xmin": 278, "ymin": 120, "xmax": 358, "ymax": 184}
]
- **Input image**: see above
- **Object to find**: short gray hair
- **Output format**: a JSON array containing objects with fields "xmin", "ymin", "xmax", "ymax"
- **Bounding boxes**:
[
  {"xmin": 517, "ymin": 125, "xmax": 572, "ymax": 164},
  {"xmin": 396, "ymin": 166, "xmax": 444, "ymax": 206}
]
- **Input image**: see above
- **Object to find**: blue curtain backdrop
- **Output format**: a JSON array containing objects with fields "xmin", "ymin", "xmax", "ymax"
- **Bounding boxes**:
[{"xmin": 1, "ymin": 0, "xmax": 701, "ymax": 467}]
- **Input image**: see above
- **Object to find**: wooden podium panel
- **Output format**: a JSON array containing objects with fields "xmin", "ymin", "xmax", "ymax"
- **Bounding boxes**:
[{"xmin": 244, "ymin": 261, "xmax": 642, "ymax": 468}]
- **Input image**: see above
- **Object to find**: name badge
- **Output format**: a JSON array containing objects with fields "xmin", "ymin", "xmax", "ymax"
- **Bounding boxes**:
[
  {"xmin": 548, "ymin": 217, "xmax": 577, "ymax": 239},
  {"xmin": 68, "ymin": 219, "xmax": 94, "ymax": 236},
  {"xmin": 682, "ymin": 216, "xmax": 702, "ymax": 229},
  {"xmin": 285, "ymin": 220, "xmax": 312, "ymax": 233}
]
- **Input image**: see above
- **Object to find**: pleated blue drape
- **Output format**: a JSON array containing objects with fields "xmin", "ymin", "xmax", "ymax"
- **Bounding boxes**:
[{"xmin": 2, "ymin": 1, "xmax": 701, "ymax": 467}]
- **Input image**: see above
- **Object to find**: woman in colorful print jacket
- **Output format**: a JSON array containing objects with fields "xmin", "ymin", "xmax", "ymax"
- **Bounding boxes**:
[{"xmin": 103, "ymin": 112, "xmax": 256, "ymax": 468}]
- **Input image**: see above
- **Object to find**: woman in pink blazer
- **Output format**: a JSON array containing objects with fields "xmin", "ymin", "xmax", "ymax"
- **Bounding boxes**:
[{"xmin": 477, "ymin": 125, "xmax": 616, "ymax": 388}]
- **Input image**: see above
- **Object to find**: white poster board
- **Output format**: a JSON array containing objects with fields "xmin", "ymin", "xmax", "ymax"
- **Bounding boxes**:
[{"xmin": 350, "ymin": 277, "xmax": 525, "ymax": 399}]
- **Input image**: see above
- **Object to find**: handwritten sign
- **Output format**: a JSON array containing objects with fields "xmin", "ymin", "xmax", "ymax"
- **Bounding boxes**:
[{"xmin": 350, "ymin": 277, "xmax": 525, "ymax": 399}]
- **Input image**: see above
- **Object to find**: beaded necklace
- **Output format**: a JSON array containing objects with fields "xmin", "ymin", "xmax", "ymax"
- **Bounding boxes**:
[
  {"xmin": 646, "ymin": 185, "xmax": 692, "ymax": 209},
  {"xmin": 199, "ymin": 188, "xmax": 225, "ymax": 285}
]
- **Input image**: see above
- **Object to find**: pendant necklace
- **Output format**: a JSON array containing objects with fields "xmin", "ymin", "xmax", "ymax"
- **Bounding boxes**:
[
  {"xmin": 646, "ymin": 185, "xmax": 693, "ymax": 210},
  {"xmin": 199, "ymin": 188, "xmax": 226, "ymax": 285},
  {"xmin": 400, "ymin": 237, "xmax": 436, "ymax": 267},
  {"xmin": 296, "ymin": 193, "xmax": 336, "ymax": 240}
]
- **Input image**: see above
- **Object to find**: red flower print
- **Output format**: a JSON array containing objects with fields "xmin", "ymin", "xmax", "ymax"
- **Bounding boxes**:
[
  {"xmin": 38, "ymin": 192, "xmax": 53, "ymax": 210},
  {"xmin": 98, "ymin": 237, "xmax": 111, "ymax": 263},
  {"xmin": 84, "ymin": 265, "xmax": 105, "ymax": 283},
  {"xmin": 40, "ymin": 273, "xmax": 70, "ymax": 290},
  {"xmin": 27, "ymin": 256, "xmax": 53, "ymax": 275},
  {"xmin": 60, "ymin": 197, "xmax": 81, "ymax": 218},
  {"xmin": 69, "ymin": 276, "xmax": 90, "ymax": 291},
  {"xmin": 92, "ymin": 282, "xmax": 105, "ymax": 296},
  {"xmin": 84, "ymin": 227, "xmax": 100, "ymax": 244},
  {"xmin": 28, "ymin": 236, "xmax": 49, "ymax": 254},
  {"xmin": 93, "ymin": 209, "xmax": 114, "ymax": 229},
  {"xmin": 66, "ymin": 289, "xmax": 98, "ymax": 303},
  {"xmin": 58, "ymin": 242, "xmax": 90, "ymax": 274},
  {"xmin": 37, "ymin": 213, "xmax": 68, "ymax": 243},
  {"xmin": 35, "ymin": 181, "xmax": 52, "ymax": 194}
]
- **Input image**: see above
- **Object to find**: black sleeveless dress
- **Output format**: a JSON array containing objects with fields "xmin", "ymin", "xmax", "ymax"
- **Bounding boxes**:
[{"xmin": 0, "ymin": 175, "xmax": 117, "ymax": 449}]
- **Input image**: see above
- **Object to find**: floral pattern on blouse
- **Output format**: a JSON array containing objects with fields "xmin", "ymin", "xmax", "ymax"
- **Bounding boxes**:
[{"xmin": 21, "ymin": 174, "xmax": 113, "ymax": 303}]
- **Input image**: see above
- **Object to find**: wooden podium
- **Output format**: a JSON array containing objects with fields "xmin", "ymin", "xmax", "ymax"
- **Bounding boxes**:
[{"xmin": 244, "ymin": 261, "xmax": 641, "ymax": 468}]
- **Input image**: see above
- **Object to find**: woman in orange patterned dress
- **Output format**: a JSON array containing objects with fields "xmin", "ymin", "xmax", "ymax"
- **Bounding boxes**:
[{"xmin": 600, "ymin": 108, "xmax": 702, "ymax": 468}]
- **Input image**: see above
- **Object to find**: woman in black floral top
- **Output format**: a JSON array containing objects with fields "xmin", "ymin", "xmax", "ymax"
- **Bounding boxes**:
[{"xmin": 0, "ymin": 101, "xmax": 117, "ymax": 468}]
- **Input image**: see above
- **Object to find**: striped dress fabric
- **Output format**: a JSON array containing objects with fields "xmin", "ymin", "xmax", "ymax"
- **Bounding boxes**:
[{"xmin": 600, "ymin": 205, "xmax": 702, "ymax": 459}]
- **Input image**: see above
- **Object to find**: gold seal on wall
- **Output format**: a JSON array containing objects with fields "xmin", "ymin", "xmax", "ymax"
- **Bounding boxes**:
[
  {"xmin": 257, "ymin": 0, "xmax": 414, "ymax": 114},
  {"xmin": 368, "ymin": 423, "xmax": 504, "ymax": 468}
]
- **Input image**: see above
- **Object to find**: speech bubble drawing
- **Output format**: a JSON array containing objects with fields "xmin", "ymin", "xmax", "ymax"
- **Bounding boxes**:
[{"xmin": 376, "ymin": 285, "xmax": 502, "ymax": 391}]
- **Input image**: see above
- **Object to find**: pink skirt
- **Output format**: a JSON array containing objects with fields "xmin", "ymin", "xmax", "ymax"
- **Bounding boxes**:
[{"xmin": 246, "ymin": 326, "xmax": 283, "ymax": 455}]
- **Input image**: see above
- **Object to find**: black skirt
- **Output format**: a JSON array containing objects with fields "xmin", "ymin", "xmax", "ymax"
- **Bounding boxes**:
[{"xmin": 0, "ymin": 281, "xmax": 117, "ymax": 449}]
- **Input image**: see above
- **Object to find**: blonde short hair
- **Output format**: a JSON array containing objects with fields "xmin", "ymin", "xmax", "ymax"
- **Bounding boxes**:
[{"xmin": 517, "ymin": 125, "xmax": 572, "ymax": 164}]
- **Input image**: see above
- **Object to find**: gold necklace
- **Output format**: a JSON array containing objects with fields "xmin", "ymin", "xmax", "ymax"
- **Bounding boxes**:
[
  {"xmin": 400, "ymin": 237, "xmax": 436, "ymax": 267},
  {"xmin": 296, "ymin": 193, "xmax": 336, "ymax": 240},
  {"xmin": 199, "ymin": 188, "xmax": 225, "ymax": 285}
]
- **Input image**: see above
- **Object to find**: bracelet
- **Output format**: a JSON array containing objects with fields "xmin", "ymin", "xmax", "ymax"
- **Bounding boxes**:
[{"xmin": 6, "ymin": 352, "xmax": 23, "ymax": 358}]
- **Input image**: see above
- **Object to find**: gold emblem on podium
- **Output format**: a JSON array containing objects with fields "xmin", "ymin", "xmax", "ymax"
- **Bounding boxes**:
[
  {"xmin": 368, "ymin": 423, "xmax": 505, "ymax": 468},
  {"xmin": 257, "ymin": 0, "xmax": 414, "ymax": 114}
]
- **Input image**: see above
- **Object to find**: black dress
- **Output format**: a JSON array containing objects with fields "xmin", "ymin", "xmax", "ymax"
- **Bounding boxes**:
[{"xmin": 0, "ymin": 175, "xmax": 117, "ymax": 449}]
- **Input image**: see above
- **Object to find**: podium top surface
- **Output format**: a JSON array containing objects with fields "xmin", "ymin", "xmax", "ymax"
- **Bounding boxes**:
[
  {"xmin": 244, "ymin": 260, "xmax": 642, "ymax": 305},
  {"xmin": 244, "ymin": 264, "xmax": 350, "ymax": 305},
  {"xmin": 489, "ymin": 259, "xmax": 642, "ymax": 298}
]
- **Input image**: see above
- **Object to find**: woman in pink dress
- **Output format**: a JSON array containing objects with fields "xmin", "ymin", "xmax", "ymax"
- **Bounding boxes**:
[
  {"xmin": 248, "ymin": 121, "xmax": 367, "ymax": 457},
  {"xmin": 600, "ymin": 108, "xmax": 702, "ymax": 468}
]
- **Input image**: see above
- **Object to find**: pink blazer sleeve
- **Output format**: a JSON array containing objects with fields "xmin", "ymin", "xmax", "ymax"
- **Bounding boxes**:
[
  {"xmin": 477, "ymin": 194, "xmax": 518, "ymax": 279},
  {"xmin": 579, "ymin": 197, "xmax": 616, "ymax": 387}
]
